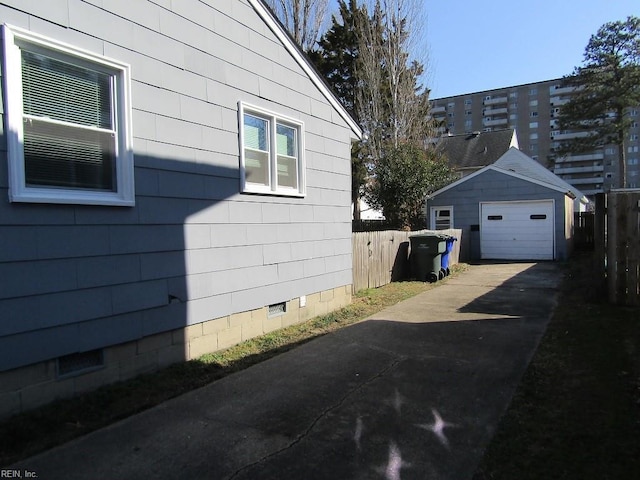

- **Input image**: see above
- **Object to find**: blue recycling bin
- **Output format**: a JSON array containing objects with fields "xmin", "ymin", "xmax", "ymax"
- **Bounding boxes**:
[{"xmin": 441, "ymin": 235, "xmax": 457, "ymax": 276}]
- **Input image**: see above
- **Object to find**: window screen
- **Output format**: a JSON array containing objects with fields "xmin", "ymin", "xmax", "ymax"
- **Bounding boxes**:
[
  {"xmin": 243, "ymin": 114, "xmax": 270, "ymax": 186},
  {"xmin": 276, "ymin": 123, "xmax": 298, "ymax": 189}
]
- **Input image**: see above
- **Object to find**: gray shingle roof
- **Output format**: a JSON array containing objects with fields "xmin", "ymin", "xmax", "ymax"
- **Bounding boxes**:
[{"xmin": 438, "ymin": 129, "xmax": 517, "ymax": 170}]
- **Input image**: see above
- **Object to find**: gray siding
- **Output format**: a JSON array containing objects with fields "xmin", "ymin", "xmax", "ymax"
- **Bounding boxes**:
[
  {"xmin": 427, "ymin": 169, "xmax": 570, "ymax": 260},
  {"xmin": 0, "ymin": 1, "xmax": 354, "ymax": 371}
]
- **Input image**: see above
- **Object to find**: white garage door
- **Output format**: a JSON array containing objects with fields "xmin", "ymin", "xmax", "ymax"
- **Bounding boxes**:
[{"xmin": 481, "ymin": 201, "xmax": 554, "ymax": 260}]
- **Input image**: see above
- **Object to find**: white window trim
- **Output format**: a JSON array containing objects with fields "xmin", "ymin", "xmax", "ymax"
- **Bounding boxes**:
[
  {"xmin": 239, "ymin": 102, "xmax": 306, "ymax": 197},
  {"xmin": 430, "ymin": 206, "xmax": 453, "ymax": 230},
  {"xmin": 2, "ymin": 24, "xmax": 134, "ymax": 206}
]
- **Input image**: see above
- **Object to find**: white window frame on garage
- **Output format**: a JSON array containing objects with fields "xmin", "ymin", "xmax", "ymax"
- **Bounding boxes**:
[
  {"xmin": 430, "ymin": 206, "xmax": 453, "ymax": 230},
  {"xmin": 239, "ymin": 102, "xmax": 306, "ymax": 197},
  {"xmin": 2, "ymin": 25, "xmax": 134, "ymax": 206}
]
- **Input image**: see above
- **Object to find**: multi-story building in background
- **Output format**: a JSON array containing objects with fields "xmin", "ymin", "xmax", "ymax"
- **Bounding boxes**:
[{"xmin": 430, "ymin": 79, "xmax": 640, "ymax": 197}]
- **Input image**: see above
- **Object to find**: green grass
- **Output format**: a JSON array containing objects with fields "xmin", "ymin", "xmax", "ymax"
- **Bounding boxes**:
[
  {"xmin": 0, "ymin": 265, "xmax": 467, "ymax": 466},
  {"xmin": 473, "ymin": 252, "xmax": 640, "ymax": 479}
]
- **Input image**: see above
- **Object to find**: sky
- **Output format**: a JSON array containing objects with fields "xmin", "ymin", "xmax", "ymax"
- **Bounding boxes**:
[{"xmin": 326, "ymin": 0, "xmax": 639, "ymax": 99}]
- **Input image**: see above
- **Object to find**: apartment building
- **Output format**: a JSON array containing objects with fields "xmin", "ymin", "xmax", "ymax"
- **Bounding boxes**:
[{"xmin": 430, "ymin": 79, "xmax": 640, "ymax": 196}]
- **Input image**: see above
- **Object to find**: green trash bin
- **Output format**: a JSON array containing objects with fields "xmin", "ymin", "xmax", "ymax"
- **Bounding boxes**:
[{"xmin": 409, "ymin": 234, "xmax": 447, "ymax": 283}]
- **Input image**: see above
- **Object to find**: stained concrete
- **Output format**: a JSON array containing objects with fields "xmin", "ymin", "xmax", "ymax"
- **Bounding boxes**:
[{"xmin": 11, "ymin": 262, "xmax": 561, "ymax": 479}]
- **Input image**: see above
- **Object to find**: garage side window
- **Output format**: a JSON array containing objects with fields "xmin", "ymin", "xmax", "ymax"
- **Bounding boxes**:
[
  {"xmin": 239, "ymin": 102, "xmax": 305, "ymax": 197},
  {"xmin": 431, "ymin": 206, "xmax": 453, "ymax": 230},
  {"xmin": 2, "ymin": 25, "xmax": 134, "ymax": 206}
]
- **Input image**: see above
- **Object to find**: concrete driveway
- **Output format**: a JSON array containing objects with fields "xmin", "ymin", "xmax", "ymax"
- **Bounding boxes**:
[{"xmin": 12, "ymin": 262, "xmax": 562, "ymax": 480}]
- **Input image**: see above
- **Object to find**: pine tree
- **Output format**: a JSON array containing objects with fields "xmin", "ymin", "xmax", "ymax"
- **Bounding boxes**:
[
  {"xmin": 558, "ymin": 16, "xmax": 640, "ymax": 189},
  {"xmin": 308, "ymin": 0, "xmax": 369, "ymax": 220}
]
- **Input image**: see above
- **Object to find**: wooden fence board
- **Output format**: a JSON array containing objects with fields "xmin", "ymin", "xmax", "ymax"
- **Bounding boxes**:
[
  {"xmin": 352, "ymin": 229, "xmax": 462, "ymax": 293},
  {"xmin": 605, "ymin": 191, "xmax": 640, "ymax": 306}
]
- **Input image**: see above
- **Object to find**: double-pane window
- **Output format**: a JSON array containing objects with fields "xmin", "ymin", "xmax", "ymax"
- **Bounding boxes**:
[
  {"xmin": 240, "ymin": 103, "xmax": 304, "ymax": 196},
  {"xmin": 3, "ymin": 25, "xmax": 134, "ymax": 205}
]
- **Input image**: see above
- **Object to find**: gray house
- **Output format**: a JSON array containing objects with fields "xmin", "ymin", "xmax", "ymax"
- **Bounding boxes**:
[
  {"xmin": 427, "ymin": 148, "xmax": 588, "ymax": 261},
  {"xmin": 0, "ymin": 0, "xmax": 361, "ymax": 418}
]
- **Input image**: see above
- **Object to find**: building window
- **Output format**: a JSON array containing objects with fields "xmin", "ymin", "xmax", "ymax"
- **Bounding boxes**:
[
  {"xmin": 628, "ymin": 158, "xmax": 639, "ymax": 165},
  {"xmin": 529, "ymin": 122, "xmax": 538, "ymax": 129},
  {"xmin": 629, "ymin": 146, "xmax": 639, "ymax": 153},
  {"xmin": 530, "ymin": 133, "xmax": 538, "ymax": 140},
  {"xmin": 631, "ymin": 134, "xmax": 639, "ymax": 141},
  {"xmin": 631, "ymin": 110, "xmax": 638, "ymax": 117},
  {"xmin": 530, "ymin": 111, "xmax": 538, "ymax": 117},
  {"xmin": 510, "ymin": 114, "xmax": 517, "ymax": 120},
  {"xmin": 605, "ymin": 147, "xmax": 615, "ymax": 155},
  {"xmin": 2, "ymin": 25, "xmax": 134, "ymax": 206},
  {"xmin": 529, "ymin": 88, "xmax": 537, "ymax": 95},
  {"xmin": 431, "ymin": 206, "xmax": 453, "ymax": 230},
  {"xmin": 464, "ymin": 99, "xmax": 472, "ymax": 105},
  {"xmin": 240, "ymin": 103, "xmax": 305, "ymax": 196},
  {"xmin": 465, "ymin": 110, "xmax": 472, "ymax": 116},
  {"xmin": 529, "ymin": 100, "xmax": 538, "ymax": 107},
  {"xmin": 509, "ymin": 92, "xmax": 518, "ymax": 98}
]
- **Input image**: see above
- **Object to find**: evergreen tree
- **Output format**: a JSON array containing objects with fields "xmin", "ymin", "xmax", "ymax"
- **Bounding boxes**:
[
  {"xmin": 558, "ymin": 16, "xmax": 640, "ymax": 189},
  {"xmin": 309, "ymin": 0, "xmax": 369, "ymax": 220}
]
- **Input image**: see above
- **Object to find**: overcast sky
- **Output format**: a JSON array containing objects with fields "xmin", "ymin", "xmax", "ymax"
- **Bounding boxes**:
[{"xmin": 325, "ymin": 0, "xmax": 639, "ymax": 99}]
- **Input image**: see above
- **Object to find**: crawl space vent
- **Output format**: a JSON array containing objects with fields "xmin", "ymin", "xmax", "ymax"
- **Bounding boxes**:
[
  {"xmin": 268, "ymin": 302, "xmax": 287, "ymax": 317},
  {"xmin": 57, "ymin": 349, "xmax": 104, "ymax": 377}
]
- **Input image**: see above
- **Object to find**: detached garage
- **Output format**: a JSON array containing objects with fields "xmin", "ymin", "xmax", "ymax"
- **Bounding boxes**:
[{"xmin": 426, "ymin": 148, "xmax": 588, "ymax": 261}]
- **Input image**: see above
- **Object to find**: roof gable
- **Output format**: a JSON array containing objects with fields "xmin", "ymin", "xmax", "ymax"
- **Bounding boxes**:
[
  {"xmin": 429, "ymin": 163, "xmax": 573, "ymax": 199},
  {"xmin": 248, "ymin": 0, "xmax": 362, "ymax": 139}
]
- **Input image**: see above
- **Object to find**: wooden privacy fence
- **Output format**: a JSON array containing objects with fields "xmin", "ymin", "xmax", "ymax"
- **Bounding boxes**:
[
  {"xmin": 574, "ymin": 211, "xmax": 595, "ymax": 250},
  {"xmin": 596, "ymin": 191, "xmax": 640, "ymax": 306},
  {"xmin": 352, "ymin": 229, "xmax": 462, "ymax": 293}
]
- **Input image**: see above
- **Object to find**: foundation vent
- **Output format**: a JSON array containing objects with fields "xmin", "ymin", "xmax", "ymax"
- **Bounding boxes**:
[
  {"xmin": 57, "ymin": 349, "xmax": 104, "ymax": 378},
  {"xmin": 268, "ymin": 302, "xmax": 287, "ymax": 317}
]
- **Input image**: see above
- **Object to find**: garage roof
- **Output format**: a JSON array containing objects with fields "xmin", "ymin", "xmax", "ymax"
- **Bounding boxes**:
[{"xmin": 430, "ymin": 147, "xmax": 589, "ymax": 204}]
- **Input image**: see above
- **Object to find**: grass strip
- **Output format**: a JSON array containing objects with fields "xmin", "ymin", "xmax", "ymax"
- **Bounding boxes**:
[
  {"xmin": 473, "ymin": 252, "xmax": 640, "ymax": 479},
  {"xmin": 0, "ymin": 264, "xmax": 467, "ymax": 466}
]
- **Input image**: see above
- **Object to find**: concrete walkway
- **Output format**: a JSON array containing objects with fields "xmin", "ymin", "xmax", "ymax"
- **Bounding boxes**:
[{"xmin": 13, "ymin": 262, "xmax": 561, "ymax": 480}]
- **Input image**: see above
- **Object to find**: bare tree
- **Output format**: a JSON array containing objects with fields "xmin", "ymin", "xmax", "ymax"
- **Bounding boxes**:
[
  {"xmin": 355, "ymin": 0, "xmax": 431, "ymax": 161},
  {"xmin": 265, "ymin": 0, "xmax": 330, "ymax": 51}
]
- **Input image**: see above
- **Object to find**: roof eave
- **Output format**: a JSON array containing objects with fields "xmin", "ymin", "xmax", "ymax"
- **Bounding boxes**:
[{"xmin": 248, "ymin": 0, "xmax": 362, "ymax": 140}]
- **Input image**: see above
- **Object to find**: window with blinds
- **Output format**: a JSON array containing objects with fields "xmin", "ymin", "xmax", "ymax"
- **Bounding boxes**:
[
  {"xmin": 21, "ymin": 51, "xmax": 116, "ymax": 190},
  {"xmin": 2, "ymin": 25, "xmax": 134, "ymax": 206},
  {"xmin": 240, "ymin": 103, "xmax": 304, "ymax": 196}
]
